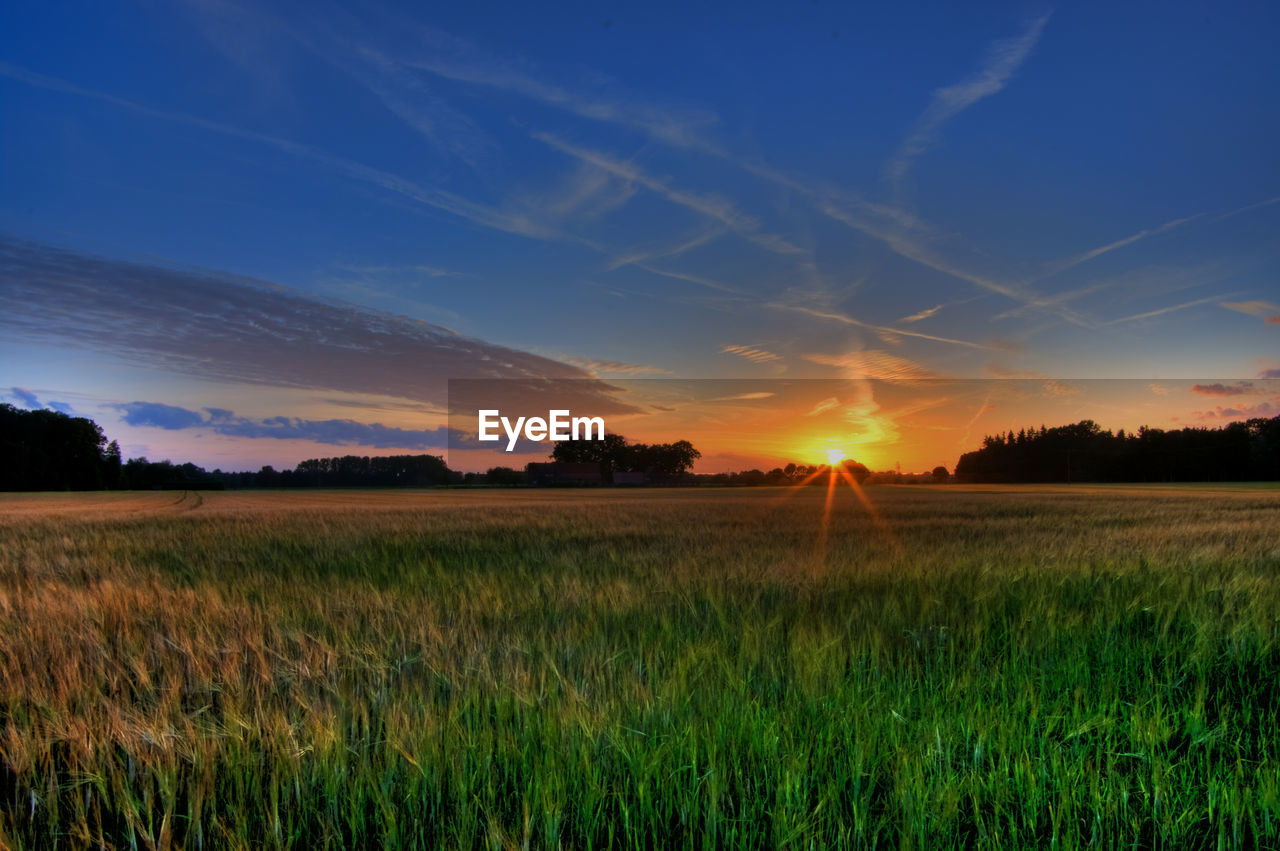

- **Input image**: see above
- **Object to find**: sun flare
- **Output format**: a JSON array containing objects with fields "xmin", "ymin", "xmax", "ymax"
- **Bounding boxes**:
[{"xmin": 825, "ymin": 448, "xmax": 846, "ymax": 465}]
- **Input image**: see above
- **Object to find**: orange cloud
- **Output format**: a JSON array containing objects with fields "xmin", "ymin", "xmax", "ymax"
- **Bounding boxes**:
[
  {"xmin": 721, "ymin": 344, "xmax": 781, "ymax": 364},
  {"xmin": 1191, "ymin": 382, "xmax": 1255, "ymax": 397},
  {"xmin": 804, "ymin": 350, "xmax": 939, "ymax": 380},
  {"xmin": 805, "ymin": 397, "xmax": 841, "ymax": 416},
  {"xmin": 1195, "ymin": 401, "xmax": 1279, "ymax": 421}
]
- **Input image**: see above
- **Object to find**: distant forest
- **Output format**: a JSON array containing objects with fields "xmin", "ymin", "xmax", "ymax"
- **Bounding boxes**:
[
  {"xmin": 955, "ymin": 417, "xmax": 1280, "ymax": 483},
  {"xmin": 4, "ymin": 403, "xmax": 1280, "ymax": 490}
]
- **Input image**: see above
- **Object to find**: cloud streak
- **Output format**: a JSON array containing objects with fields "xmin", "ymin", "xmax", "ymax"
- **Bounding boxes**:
[
  {"xmin": 803, "ymin": 350, "xmax": 940, "ymax": 380},
  {"xmin": 0, "ymin": 236, "xmax": 638, "ymax": 412},
  {"xmin": 557, "ymin": 357, "xmax": 671, "ymax": 376},
  {"xmin": 534, "ymin": 133, "xmax": 806, "ymax": 257},
  {"xmin": 769, "ymin": 303, "xmax": 992, "ymax": 350},
  {"xmin": 1036, "ymin": 215, "xmax": 1202, "ymax": 283},
  {"xmin": 885, "ymin": 14, "xmax": 1051, "ymax": 189},
  {"xmin": 0, "ymin": 62, "xmax": 581, "ymax": 245},
  {"xmin": 396, "ymin": 25, "xmax": 717, "ymax": 149},
  {"xmin": 898, "ymin": 304, "xmax": 944, "ymax": 323},
  {"xmin": 1102, "ymin": 295, "xmax": 1224, "ymax": 326},
  {"xmin": 1221, "ymin": 300, "xmax": 1280, "ymax": 319},
  {"xmin": 721, "ymin": 344, "xmax": 781, "ymax": 364}
]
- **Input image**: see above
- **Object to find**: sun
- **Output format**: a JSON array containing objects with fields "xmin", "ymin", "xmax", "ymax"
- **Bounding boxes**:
[{"xmin": 825, "ymin": 448, "xmax": 846, "ymax": 466}]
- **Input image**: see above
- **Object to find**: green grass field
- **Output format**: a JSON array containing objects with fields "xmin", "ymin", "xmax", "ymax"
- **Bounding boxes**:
[{"xmin": 1, "ymin": 484, "xmax": 1279, "ymax": 849}]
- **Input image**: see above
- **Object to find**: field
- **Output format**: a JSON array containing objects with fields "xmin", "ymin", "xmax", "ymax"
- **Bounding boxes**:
[{"xmin": 1, "ymin": 484, "xmax": 1279, "ymax": 849}]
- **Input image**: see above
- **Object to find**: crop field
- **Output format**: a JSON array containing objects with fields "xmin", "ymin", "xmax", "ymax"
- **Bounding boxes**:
[{"xmin": 1, "ymin": 484, "xmax": 1279, "ymax": 849}]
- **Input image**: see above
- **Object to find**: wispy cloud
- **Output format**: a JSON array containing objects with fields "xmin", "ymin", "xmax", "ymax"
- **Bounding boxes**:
[
  {"xmin": 707, "ymin": 392, "xmax": 775, "ymax": 402},
  {"xmin": 1041, "ymin": 379, "xmax": 1080, "ymax": 398},
  {"xmin": 959, "ymin": 399, "xmax": 995, "ymax": 447},
  {"xmin": 390, "ymin": 20, "xmax": 717, "ymax": 149},
  {"xmin": 721, "ymin": 344, "xmax": 781, "ymax": 364},
  {"xmin": 0, "ymin": 236, "xmax": 640, "ymax": 412},
  {"xmin": 1221, "ymin": 300, "xmax": 1280, "ymax": 319},
  {"xmin": 805, "ymin": 397, "xmax": 841, "ymax": 417},
  {"xmin": 339, "ymin": 44, "xmax": 499, "ymax": 173},
  {"xmin": 538, "ymin": 162, "xmax": 638, "ymax": 220},
  {"xmin": 1004, "ymin": 261, "xmax": 1229, "ymax": 328},
  {"xmin": 335, "ymin": 262, "xmax": 460, "ymax": 279},
  {"xmin": 982, "ymin": 365, "xmax": 1043, "ymax": 378},
  {"xmin": 531, "ymin": 83, "xmax": 1055, "ymax": 318},
  {"xmin": 0, "ymin": 62, "xmax": 579, "ymax": 245},
  {"xmin": 633, "ymin": 263, "xmax": 741, "ymax": 294},
  {"xmin": 1036, "ymin": 194, "xmax": 1280, "ymax": 288},
  {"xmin": 898, "ymin": 304, "xmax": 945, "ymax": 323},
  {"xmin": 417, "ymin": 42, "xmax": 1030, "ymax": 314},
  {"xmin": 1037, "ymin": 214, "xmax": 1201, "ymax": 282},
  {"xmin": 991, "ymin": 281, "xmax": 1109, "ymax": 323},
  {"xmin": 770, "ymin": 302, "xmax": 992, "ymax": 351},
  {"xmin": 802, "ymin": 350, "xmax": 940, "ymax": 380},
  {"xmin": 607, "ymin": 225, "xmax": 726, "ymax": 271},
  {"xmin": 1212, "ymin": 195, "xmax": 1280, "ymax": 222},
  {"xmin": 556, "ymin": 357, "xmax": 671, "ymax": 376},
  {"xmin": 179, "ymin": 0, "xmax": 501, "ymax": 174},
  {"xmin": 171, "ymin": 8, "xmax": 1087, "ymax": 328},
  {"xmin": 885, "ymin": 13, "xmax": 1051, "ymax": 190},
  {"xmin": 1102, "ymin": 295, "xmax": 1224, "ymax": 325},
  {"xmin": 813, "ymin": 199, "xmax": 1044, "ymax": 308},
  {"xmin": 534, "ymin": 132, "xmax": 805, "ymax": 256}
]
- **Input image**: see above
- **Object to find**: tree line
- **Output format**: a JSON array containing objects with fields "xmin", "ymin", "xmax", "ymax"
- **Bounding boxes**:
[
  {"xmin": 550, "ymin": 434, "xmax": 702, "ymax": 482},
  {"xmin": 691, "ymin": 460, "xmax": 871, "ymax": 487},
  {"xmin": 220, "ymin": 454, "xmax": 453, "ymax": 488},
  {"xmin": 954, "ymin": 417, "xmax": 1280, "ymax": 483},
  {"xmin": 10, "ymin": 402, "xmax": 1278, "ymax": 490},
  {"xmin": 0, "ymin": 404, "xmax": 123, "ymax": 490},
  {"xmin": 0, "ymin": 404, "xmax": 454, "ymax": 491}
]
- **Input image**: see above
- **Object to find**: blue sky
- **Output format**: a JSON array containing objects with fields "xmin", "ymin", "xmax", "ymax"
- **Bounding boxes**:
[{"xmin": 1, "ymin": 1, "xmax": 1278, "ymax": 470}]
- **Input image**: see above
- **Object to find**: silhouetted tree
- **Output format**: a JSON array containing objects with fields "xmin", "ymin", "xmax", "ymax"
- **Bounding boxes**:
[
  {"xmin": 0, "ymin": 403, "xmax": 116, "ymax": 490},
  {"xmin": 552, "ymin": 434, "xmax": 701, "ymax": 482},
  {"xmin": 955, "ymin": 416, "xmax": 1280, "ymax": 483},
  {"xmin": 484, "ymin": 466, "xmax": 525, "ymax": 485},
  {"xmin": 841, "ymin": 460, "xmax": 872, "ymax": 484}
]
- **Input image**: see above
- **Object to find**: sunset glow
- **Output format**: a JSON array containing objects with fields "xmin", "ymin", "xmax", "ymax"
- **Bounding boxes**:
[
  {"xmin": 3, "ymin": 5, "xmax": 1279, "ymax": 847},
  {"xmin": 0, "ymin": 4, "xmax": 1276, "ymax": 474}
]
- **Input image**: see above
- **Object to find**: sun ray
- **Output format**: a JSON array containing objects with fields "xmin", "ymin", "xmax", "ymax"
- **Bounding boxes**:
[
  {"xmin": 835, "ymin": 464, "xmax": 901, "ymax": 551},
  {"xmin": 767, "ymin": 465, "xmax": 829, "ymax": 508},
  {"xmin": 815, "ymin": 465, "xmax": 838, "ymax": 563}
]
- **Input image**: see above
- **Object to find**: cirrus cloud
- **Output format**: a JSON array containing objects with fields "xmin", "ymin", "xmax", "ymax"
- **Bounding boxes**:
[{"xmin": 0, "ymin": 236, "xmax": 635, "ymax": 416}]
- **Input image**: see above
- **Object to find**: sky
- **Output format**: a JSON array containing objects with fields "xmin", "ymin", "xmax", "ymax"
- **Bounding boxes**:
[{"xmin": 1, "ymin": 0, "xmax": 1278, "ymax": 472}]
